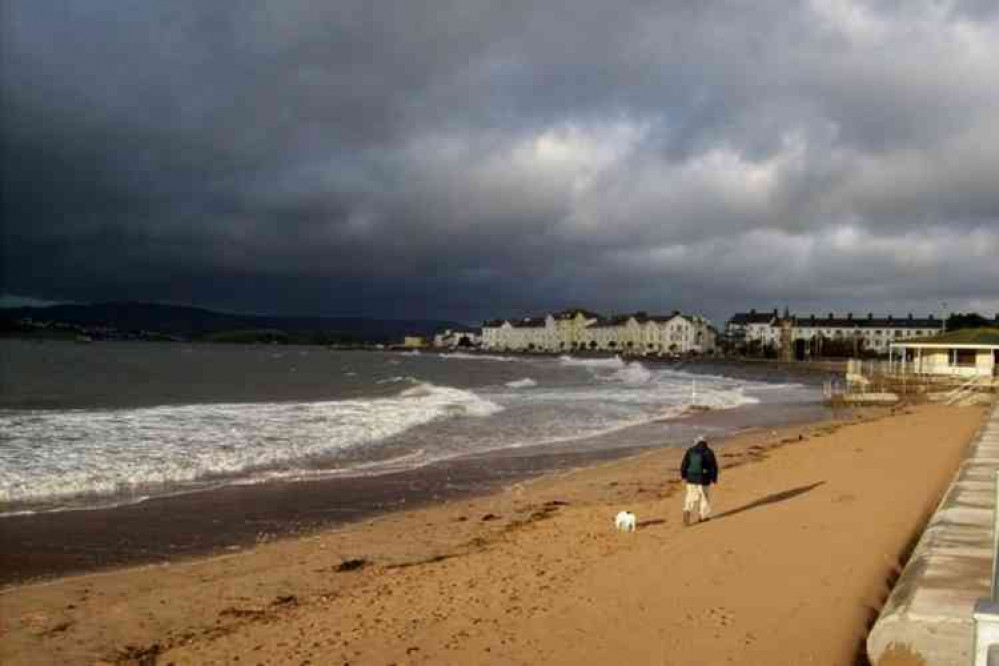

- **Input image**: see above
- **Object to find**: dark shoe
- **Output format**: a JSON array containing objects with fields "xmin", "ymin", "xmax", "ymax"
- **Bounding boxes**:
[{"xmin": 682, "ymin": 510, "xmax": 691, "ymax": 526}]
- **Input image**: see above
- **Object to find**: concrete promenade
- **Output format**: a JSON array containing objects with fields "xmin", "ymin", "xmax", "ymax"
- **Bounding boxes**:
[{"xmin": 868, "ymin": 403, "xmax": 999, "ymax": 665}]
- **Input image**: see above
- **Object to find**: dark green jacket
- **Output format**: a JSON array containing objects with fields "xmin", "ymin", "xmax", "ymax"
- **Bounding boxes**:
[{"xmin": 680, "ymin": 442, "xmax": 718, "ymax": 485}]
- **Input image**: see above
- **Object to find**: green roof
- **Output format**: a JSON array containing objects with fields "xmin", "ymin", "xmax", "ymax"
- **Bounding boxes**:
[{"xmin": 906, "ymin": 327, "xmax": 999, "ymax": 345}]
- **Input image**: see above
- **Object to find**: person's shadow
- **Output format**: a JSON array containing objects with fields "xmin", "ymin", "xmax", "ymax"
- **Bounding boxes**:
[
  {"xmin": 635, "ymin": 481, "xmax": 825, "ymax": 529},
  {"xmin": 710, "ymin": 481, "xmax": 826, "ymax": 522}
]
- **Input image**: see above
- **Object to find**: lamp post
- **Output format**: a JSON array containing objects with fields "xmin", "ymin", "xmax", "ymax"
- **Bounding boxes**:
[{"xmin": 942, "ymin": 301, "xmax": 948, "ymax": 333}]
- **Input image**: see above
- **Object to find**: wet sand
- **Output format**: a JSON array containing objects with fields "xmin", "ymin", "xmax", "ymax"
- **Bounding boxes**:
[
  {"xmin": 0, "ymin": 399, "xmax": 831, "ymax": 586},
  {"xmin": 0, "ymin": 403, "xmax": 987, "ymax": 665},
  {"xmin": 0, "ymin": 443, "xmax": 655, "ymax": 585}
]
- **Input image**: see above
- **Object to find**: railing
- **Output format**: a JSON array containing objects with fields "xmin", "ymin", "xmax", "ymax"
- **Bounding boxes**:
[
  {"xmin": 847, "ymin": 359, "xmax": 926, "ymax": 378},
  {"xmin": 948, "ymin": 377, "xmax": 989, "ymax": 406},
  {"xmin": 845, "ymin": 359, "xmax": 997, "ymax": 399},
  {"xmin": 823, "ymin": 379, "xmax": 846, "ymax": 401}
]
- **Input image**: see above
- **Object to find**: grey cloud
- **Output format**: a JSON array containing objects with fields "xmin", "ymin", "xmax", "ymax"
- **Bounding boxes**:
[{"xmin": 3, "ymin": 0, "xmax": 999, "ymax": 324}]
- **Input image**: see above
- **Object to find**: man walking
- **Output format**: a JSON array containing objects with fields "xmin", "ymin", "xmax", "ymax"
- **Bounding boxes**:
[{"xmin": 680, "ymin": 435, "xmax": 718, "ymax": 526}]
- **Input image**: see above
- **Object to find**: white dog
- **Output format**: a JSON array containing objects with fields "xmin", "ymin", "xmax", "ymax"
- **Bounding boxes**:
[{"xmin": 614, "ymin": 510, "xmax": 637, "ymax": 532}]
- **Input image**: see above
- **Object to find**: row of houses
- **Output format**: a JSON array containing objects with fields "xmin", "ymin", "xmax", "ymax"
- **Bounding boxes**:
[
  {"xmin": 726, "ymin": 309, "xmax": 949, "ymax": 357},
  {"xmin": 724, "ymin": 309, "xmax": 999, "ymax": 378},
  {"xmin": 479, "ymin": 309, "xmax": 717, "ymax": 355},
  {"xmin": 428, "ymin": 307, "xmax": 997, "ymax": 368}
]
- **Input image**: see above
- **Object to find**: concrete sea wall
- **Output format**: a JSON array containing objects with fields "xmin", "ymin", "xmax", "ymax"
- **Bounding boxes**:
[{"xmin": 867, "ymin": 404, "xmax": 999, "ymax": 665}]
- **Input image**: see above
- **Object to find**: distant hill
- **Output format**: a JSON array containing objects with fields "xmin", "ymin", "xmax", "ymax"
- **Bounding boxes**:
[{"xmin": 0, "ymin": 301, "xmax": 467, "ymax": 344}]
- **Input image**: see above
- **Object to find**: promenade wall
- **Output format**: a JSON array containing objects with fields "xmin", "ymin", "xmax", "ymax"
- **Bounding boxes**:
[{"xmin": 868, "ymin": 403, "xmax": 999, "ymax": 665}]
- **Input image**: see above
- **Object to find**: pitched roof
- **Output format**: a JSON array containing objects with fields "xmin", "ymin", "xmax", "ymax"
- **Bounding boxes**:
[
  {"xmin": 729, "ymin": 310, "xmax": 778, "ymax": 325},
  {"xmin": 728, "ymin": 311, "xmax": 945, "ymax": 329},
  {"xmin": 589, "ymin": 316, "xmax": 627, "ymax": 328},
  {"xmin": 597, "ymin": 315, "xmax": 631, "ymax": 326},
  {"xmin": 904, "ymin": 328, "xmax": 999, "ymax": 345},
  {"xmin": 552, "ymin": 308, "xmax": 602, "ymax": 320},
  {"xmin": 793, "ymin": 314, "xmax": 943, "ymax": 329}
]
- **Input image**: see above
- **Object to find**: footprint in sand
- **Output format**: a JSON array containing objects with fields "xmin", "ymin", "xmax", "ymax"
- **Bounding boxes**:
[{"xmin": 702, "ymin": 606, "xmax": 735, "ymax": 628}]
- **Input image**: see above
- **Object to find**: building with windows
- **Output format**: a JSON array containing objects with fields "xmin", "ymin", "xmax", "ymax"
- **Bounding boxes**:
[
  {"xmin": 481, "ymin": 309, "xmax": 716, "ymax": 355},
  {"xmin": 890, "ymin": 328, "xmax": 999, "ymax": 378},
  {"xmin": 726, "ymin": 309, "xmax": 780, "ymax": 350},
  {"xmin": 726, "ymin": 310, "xmax": 945, "ymax": 357},
  {"xmin": 432, "ymin": 327, "xmax": 482, "ymax": 348},
  {"xmin": 790, "ymin": 313, "xmax": 943, "ymax": 355}
]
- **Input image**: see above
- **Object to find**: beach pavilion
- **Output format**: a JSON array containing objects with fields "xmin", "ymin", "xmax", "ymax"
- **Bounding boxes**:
[{"xmin": 889, "ymin": 328, "xmax": 999, "ymax": 378}]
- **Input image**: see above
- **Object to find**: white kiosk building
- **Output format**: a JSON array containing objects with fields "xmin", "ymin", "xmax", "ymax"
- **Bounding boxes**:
[{"xmin": 890, "ymin": 329, "xmax": 999, "ymax": 378}]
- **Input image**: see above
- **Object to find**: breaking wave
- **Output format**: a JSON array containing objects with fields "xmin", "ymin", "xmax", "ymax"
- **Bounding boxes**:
[
  {"xmin": 558, "ymin": 355, "xmax": 625, "ymax": 368},
  {"xmin": 439, "ymin": 352, "xmax": 516, "ymax": 362},
  {"xmin": 606, "ymin": 362, "xmax": 653, "ymax": 385},
  {"xmin": 0, "ymin": 383, "xmax": 502, "ymax": 509}
]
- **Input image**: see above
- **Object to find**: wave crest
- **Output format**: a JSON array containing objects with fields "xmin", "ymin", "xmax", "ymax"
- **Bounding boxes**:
[
  {"xmin": 0, "ymin": 383, "xmax": 503, "ymax": 508},
  {"xmin": 558, "ymin": 355, "xmax": 625, "ymax": 369},
  {"xmin": 440, "ymin": 352, "xmax": 515, "ymax": 362},
  {"xmin": 607, "ymin": 362, "xmax": 652, "ymax": 385}
]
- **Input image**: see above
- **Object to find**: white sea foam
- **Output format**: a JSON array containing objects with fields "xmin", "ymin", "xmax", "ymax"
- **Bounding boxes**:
[
  {"xmin": 558, "ymin": 355, "xmax": 626, "ymax": 368},
  {"xmin": 0, "ymin": 344, "xmax": 816, "ymax": 515},
  {"xmin": 376, "ymin": 376, "xmax": 417, "ymax": 384},
  {"xmin": 228, "ymin": 448, "xmax": 432, "ymax": 485},
  {"xmin": 525, "ymin": 376, "xmax": 759, "ymax": 410},
  {"xmin": 440, "ymin": 352, "xmax": 515, "ymax": 362},
  {"xmin": 0, "ymin": 383, "xmax": 502, "ymax": 507},
  {"xmin": 606, "ymin": 362, "xmax": 653, "ymax": 385}
]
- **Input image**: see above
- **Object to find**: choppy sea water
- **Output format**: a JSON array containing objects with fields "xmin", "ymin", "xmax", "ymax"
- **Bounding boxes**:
[{"xmin": 0, "ymin": 341, "xmax": 823, "ymax": 515}]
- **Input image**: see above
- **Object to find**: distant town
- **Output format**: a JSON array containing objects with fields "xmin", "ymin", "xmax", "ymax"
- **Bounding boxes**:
[
  {"xmin": 430, "ymin": 308, "xmax": 999, "ymax": 361},
  {"xmin": 3, "ymin": 302, "xmax": 997, "ymax": 363}
]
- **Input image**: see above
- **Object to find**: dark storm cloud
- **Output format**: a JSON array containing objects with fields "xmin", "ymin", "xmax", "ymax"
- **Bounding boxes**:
[{"xmin": 3, "ymin": 0, "xmax": 998, "ymax": 324}]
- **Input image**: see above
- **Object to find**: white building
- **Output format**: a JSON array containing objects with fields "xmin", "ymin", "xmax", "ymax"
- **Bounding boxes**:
[
  {"xmin": 482, "ymin": 309, "xmax": 596, "ymax": 353},
  {"xmin": 890, "ymin": 329, "xmax": 999, "ymax": 378},
  {"xmin": 432, "ymin": 328, "xmax": 482, "ymax": 348},
  {"xmin": 726, "ymin": 309, "xmax": 780, "ymax": 350},
  {"xmin": 551, "ymin": 309, "xmax": 601, "ymax": 351},
  {"xmin": 790, "ymin": 313, "xmax": 943, "ymax": 355},
  {"xmin": 727, "ymin": 310, "xmax": 944, "ymax": 356},
  {"xmin": 483, "ymin": 309, "xmax": 716, "ymax": 355},
  {"xmin": 661, "ymin": 312, "xmax": 716, "ymax": 355}
]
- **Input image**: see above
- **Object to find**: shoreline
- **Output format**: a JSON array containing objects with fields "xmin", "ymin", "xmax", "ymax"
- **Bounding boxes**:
[
  {"xmin": 0, "ymin": 398, "xmax": 833, "ymax": 587},
  {"xmin": 0, "ymin": 403, "xmax": 986, "ymax": 665},
  {"xmin": 0, "ymin": 412, "xmax": 848, "ymax": 586}
]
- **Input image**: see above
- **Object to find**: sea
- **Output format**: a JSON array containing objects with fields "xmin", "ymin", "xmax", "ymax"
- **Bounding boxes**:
[{"xmin": 0, "ymin": 340, "xmax": 828, "ymax": 517}]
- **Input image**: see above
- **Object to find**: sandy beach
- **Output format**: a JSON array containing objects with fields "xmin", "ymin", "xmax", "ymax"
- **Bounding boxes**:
[{"xmin": 0, "ymin": 402, "xmax": 987, "ymax": 665}]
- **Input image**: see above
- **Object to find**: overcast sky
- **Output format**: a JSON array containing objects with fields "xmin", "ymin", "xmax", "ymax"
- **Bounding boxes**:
[{"xmin": 3, "ymin": 1, "xmax": 997, "ymax": 325}]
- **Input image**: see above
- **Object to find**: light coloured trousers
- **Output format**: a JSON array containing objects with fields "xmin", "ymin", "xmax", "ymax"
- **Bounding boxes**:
[{"xmin": 683, "ymin": 483, "xmax": 711, "ymax": 520}]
